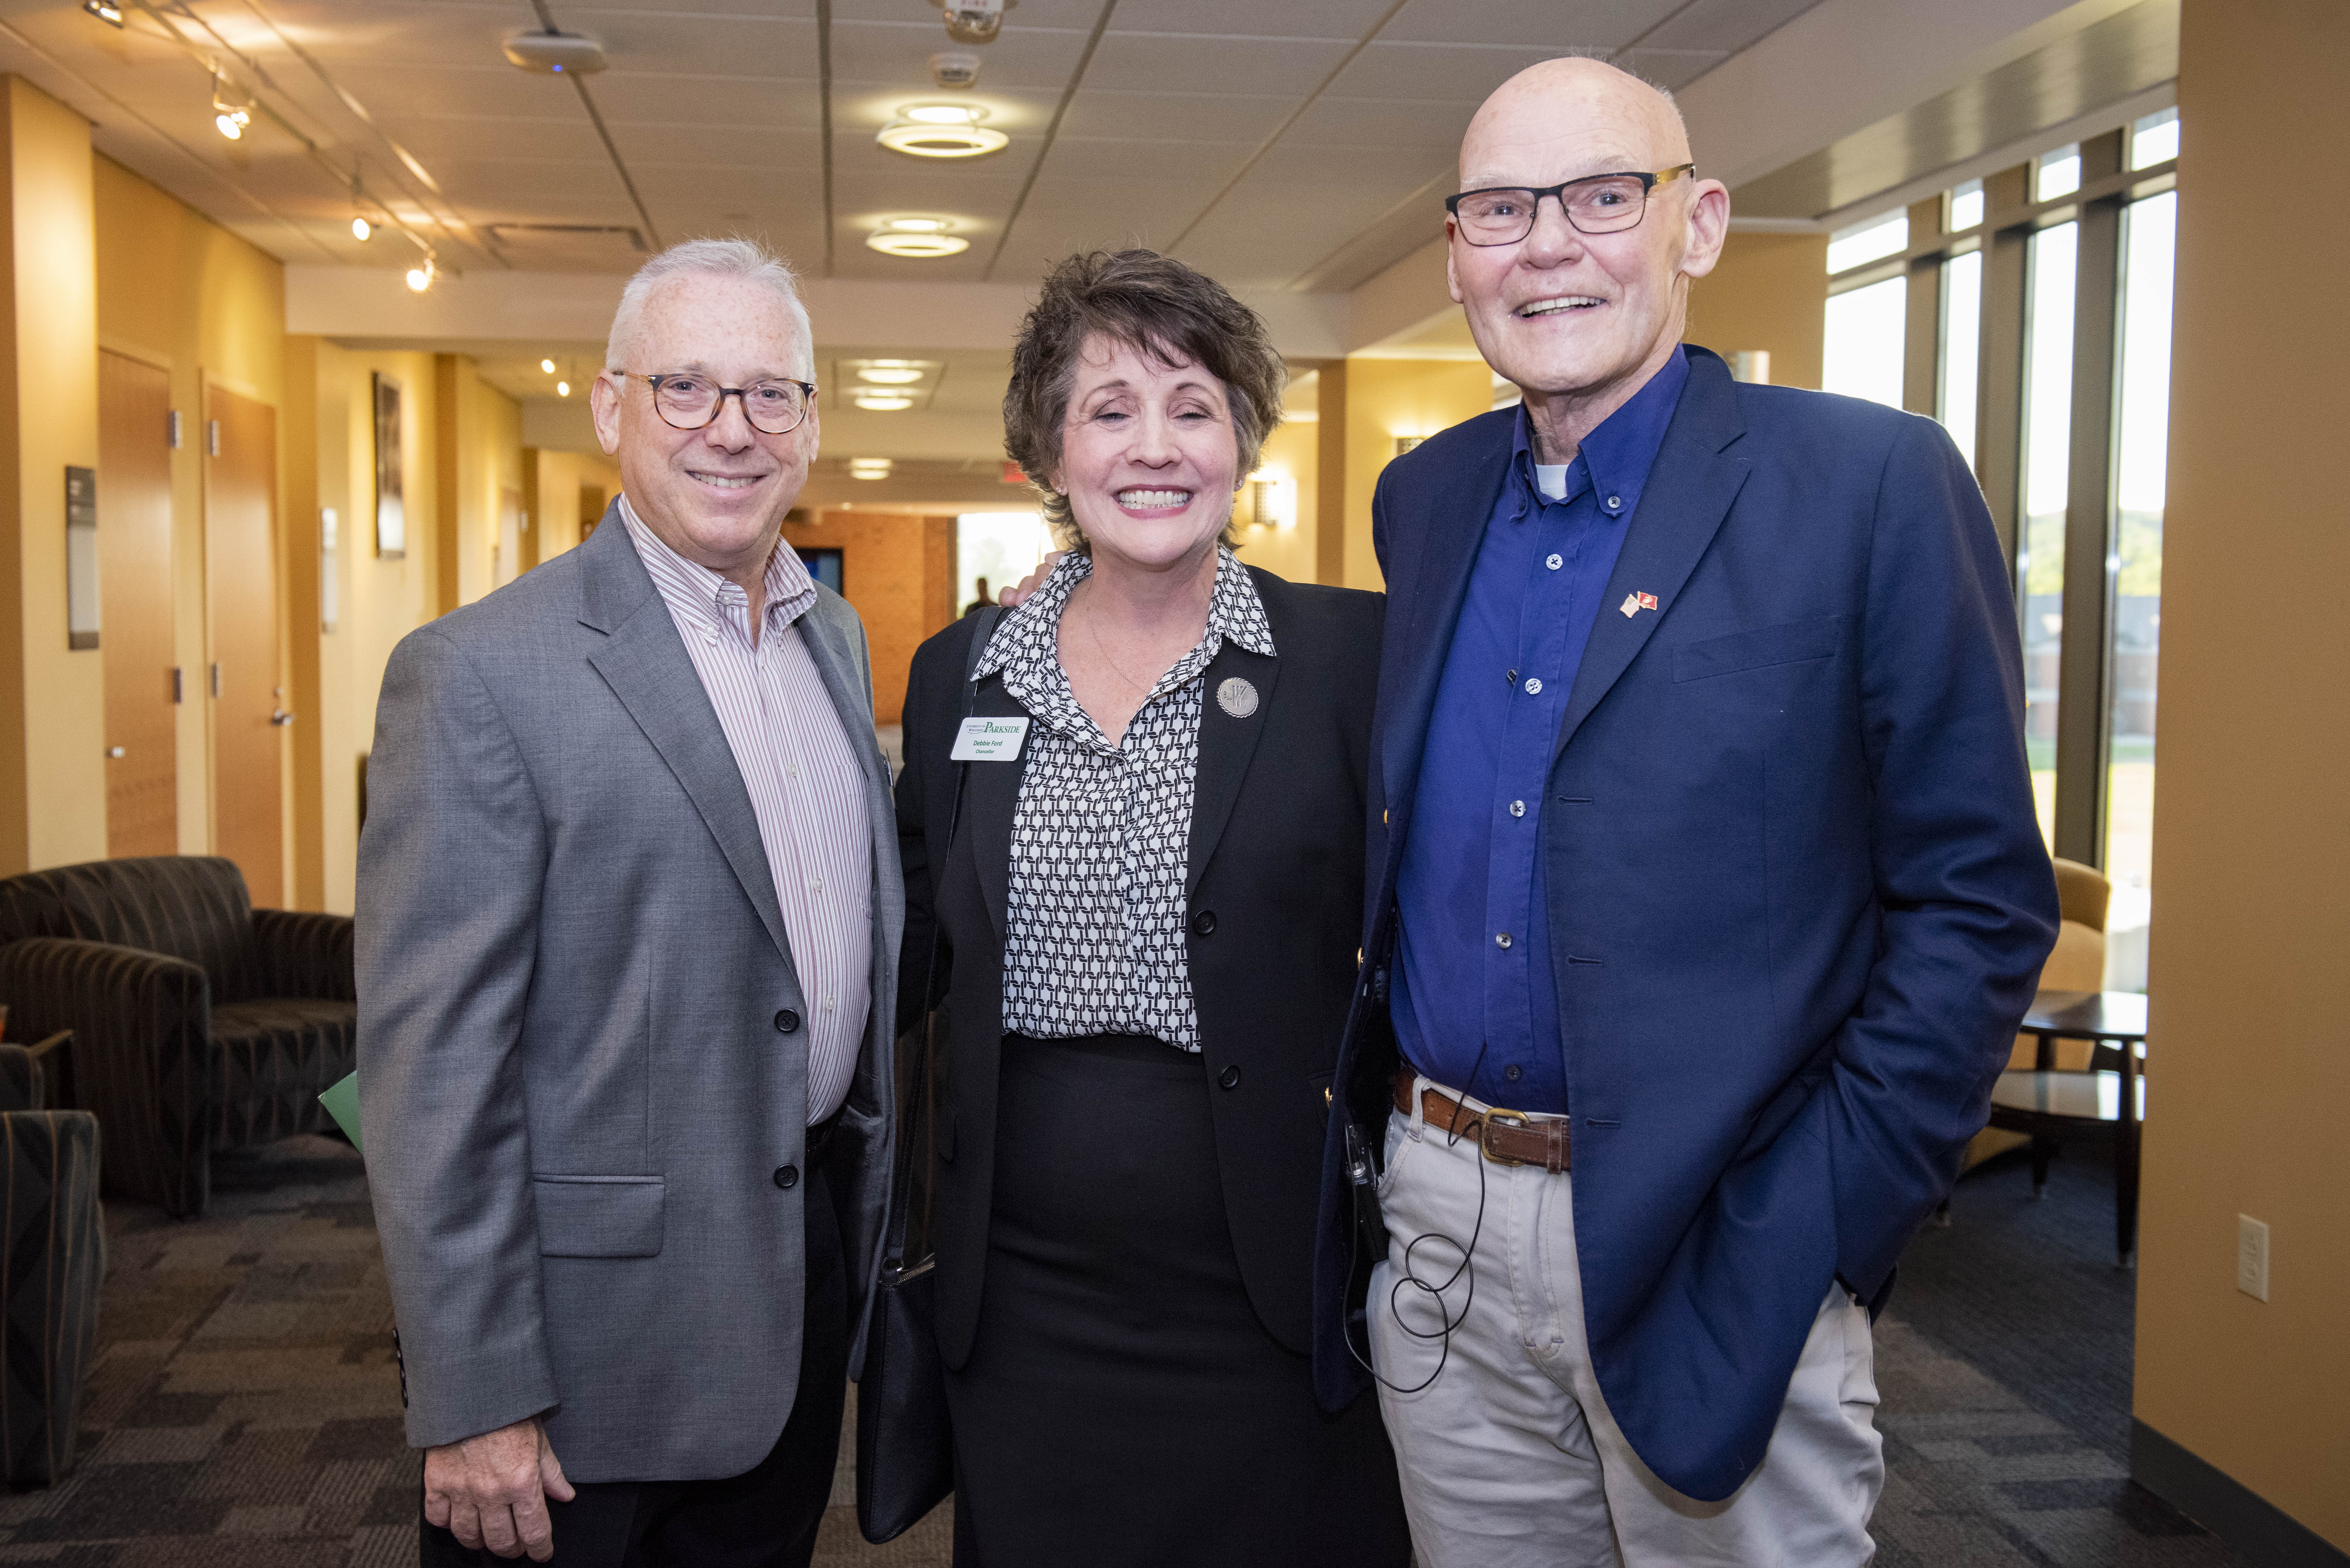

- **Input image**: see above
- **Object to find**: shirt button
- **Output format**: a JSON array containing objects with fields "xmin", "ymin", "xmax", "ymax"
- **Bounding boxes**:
[
  {"xmin": 773, "ymin": 1165, "xmax": 798, "ymax": 1189},
  {"xmin": 1505, "ymin": 668, "xmax": 1518, "ymax": 686},
  {"xmin": 1607, "ymin": 495, "xmax": 1623, "ymax": 510},
  {"xmin": 1505, "ymin": 1065, "xmax": 1523, "ymax": 1083},
  {"xmin": 1509, "ymin": 800, "xmax": 1526, "ymax": 818},
  {"xmin": 1496, "ymin": 932, "xmax": 1513, "ymax": 950},
  {"xmin": 774, "ymin": 1009, "xmax": 800, "ymax": 1033},
  {"xmin": 1522, "ymin": 676, "xmax": 1544, "ymax": 695},
  {"xmin": 1545, "ymin": 553, "xmax": 1563, "ymax": 570}
]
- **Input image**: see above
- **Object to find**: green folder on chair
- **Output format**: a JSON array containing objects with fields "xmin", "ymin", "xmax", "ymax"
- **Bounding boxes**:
[{"xmin": 319, "ymin": 1071, "xmax": 362, "ymax": 1152}]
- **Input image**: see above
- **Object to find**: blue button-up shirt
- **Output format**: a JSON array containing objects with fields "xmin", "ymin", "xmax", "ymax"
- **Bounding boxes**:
[{"xmin": 1392, "ymin": 348, "xmax": 1690, "ymax": 1112}]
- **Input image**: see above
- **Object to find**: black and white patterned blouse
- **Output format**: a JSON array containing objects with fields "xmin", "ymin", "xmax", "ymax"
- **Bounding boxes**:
[{"xmin": 978, "ymin": 546, "xmax": 1276, "ymax": 1052}]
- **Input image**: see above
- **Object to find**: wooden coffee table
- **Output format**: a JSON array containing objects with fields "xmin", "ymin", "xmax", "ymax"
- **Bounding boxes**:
[{"xmin": 1987, "ymin": 989, "xmax": 2149, "ymax": 1268}]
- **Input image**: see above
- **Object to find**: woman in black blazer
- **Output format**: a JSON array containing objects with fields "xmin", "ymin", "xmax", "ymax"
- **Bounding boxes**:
[{"xmin": 894, "ymin": 250, "xmax": 1408, "ymax": 1566}]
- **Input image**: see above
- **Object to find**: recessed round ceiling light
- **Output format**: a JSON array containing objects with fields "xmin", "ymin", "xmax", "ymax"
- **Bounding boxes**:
[
  {"xmin": 867, "ymin": 232, "xmax": 970, "ymax": 258},
  {"xmin": 857, "ymin": 366, "xmax": 924, "ymax": 385},
  {"xmin": 853, "ymin": 394, "xmax": 915, "ymax": 412},
  {"xmin": 878, "ymin": 104, "xmax": 1006, "ymax": 159},
  {"xmin": 541, "ymin": 358, "xmax": 556, "ymax": 373},
  {"xmin": 351, "ymin": 215, "xmax": 372, "ymax": 241}
]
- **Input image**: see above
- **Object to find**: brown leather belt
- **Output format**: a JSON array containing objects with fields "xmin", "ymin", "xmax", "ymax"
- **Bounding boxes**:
[{"xmin": 1393, "ymin": 1069, "xmax": 1572, "ymax": 1173}]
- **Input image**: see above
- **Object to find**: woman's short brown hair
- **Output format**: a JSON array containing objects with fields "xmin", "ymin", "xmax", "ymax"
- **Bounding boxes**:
[{"xmin": 1003, "ymin": 249, "xmax": 1288, "ymax": 551}]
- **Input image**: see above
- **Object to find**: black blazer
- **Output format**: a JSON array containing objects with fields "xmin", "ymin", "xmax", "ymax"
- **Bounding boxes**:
[{"xmin": 897, "ymin": 566, "xmax": 1381, "ymax": 1369}]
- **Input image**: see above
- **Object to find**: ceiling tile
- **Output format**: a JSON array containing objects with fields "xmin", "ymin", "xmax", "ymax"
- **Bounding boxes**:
[
  {"xmin": 1055, "ymin": 89, "xmax": 1293, "ymax": 144},
  {"xmin": 1327, "ymin": 41, "xmax": 1559, "ymax": 104},
  {"xmin": 1080, "ymin": 32, "xmax": 1352, "ymax": 98},
  {"xmin": 1286, "ymin": 93, "xmax": 1476, "ymax": 151},
  {"xmin": 1376, "ymin": 0, "xmax": 1667, "ymax": 50},
  {"xmin": 1103, "ymin": 0, "xmax": 1391, "ymax": 40},
  {"xmin": 830, "ymin": 17, "xmax": 1091, "ymax": 93},
  {"xmin": 1631, "ymin": 0, "xmax": 1825, "ymax": 56}
]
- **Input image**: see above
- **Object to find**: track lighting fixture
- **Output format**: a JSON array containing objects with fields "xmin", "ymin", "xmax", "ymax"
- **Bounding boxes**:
[
  {"xmin": 405, "ymin": 257, "xmax": 436, "ymax": 292},
  {"xmin": 213, "ymin": 76, "xmax": 253, "ymax": 141}
]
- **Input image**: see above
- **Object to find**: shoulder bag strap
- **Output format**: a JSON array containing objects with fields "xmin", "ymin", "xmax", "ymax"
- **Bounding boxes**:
[{"xmin": 883, "ymin": 607, "xmax": 1001, "ymax": 1270}]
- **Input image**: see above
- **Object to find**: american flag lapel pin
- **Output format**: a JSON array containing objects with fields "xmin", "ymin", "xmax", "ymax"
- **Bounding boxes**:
[{"xmin": 1619, "ymin": 591, "xmax": 1660, "ymax": 618}]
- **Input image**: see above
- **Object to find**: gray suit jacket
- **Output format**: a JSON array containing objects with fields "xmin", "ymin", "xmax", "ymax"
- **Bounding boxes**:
[{"xmin": 356, "ymin": 504, "xmax": 902, "ymax": 1483}]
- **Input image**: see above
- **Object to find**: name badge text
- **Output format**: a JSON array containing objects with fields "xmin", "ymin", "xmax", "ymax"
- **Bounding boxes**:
[{"xmin": 951, "ymin": 716, "xmax": 1030, "ymax": 761}]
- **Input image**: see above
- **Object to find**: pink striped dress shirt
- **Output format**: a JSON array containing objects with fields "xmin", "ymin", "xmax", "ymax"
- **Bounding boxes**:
[{"xmin": 620, "ymin": 496, "xmax": 872, "ymax": 1125}]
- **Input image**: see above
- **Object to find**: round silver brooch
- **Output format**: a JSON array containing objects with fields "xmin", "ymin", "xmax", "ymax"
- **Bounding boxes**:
[{"xmin": 1216, "ymin": 677, "xmax": 1260, "ymax": 718}]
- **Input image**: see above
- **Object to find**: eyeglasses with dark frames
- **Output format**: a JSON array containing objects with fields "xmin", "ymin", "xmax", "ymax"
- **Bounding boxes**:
[
  {"xmin": 1445, "ymin": 164, "xmax": 1697, "ymax": 246},
  {"xmin": 624, "ymin": 372, "xmax": 818, "ymax": 435}
]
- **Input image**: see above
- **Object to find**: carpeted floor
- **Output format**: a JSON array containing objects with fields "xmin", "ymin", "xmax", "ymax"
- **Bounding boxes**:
[{"xmin": 4, "ymin": 1132, "xmax": 2242, "ymax": 1565}]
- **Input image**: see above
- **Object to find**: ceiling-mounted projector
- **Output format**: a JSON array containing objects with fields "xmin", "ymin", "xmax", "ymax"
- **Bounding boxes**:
[{"xmin": 502, "ymin": 30, "xmax": 608, "ymax": 75}]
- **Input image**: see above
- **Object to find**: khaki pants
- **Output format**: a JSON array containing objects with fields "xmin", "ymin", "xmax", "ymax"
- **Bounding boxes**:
[{"xmin": 1369, "ymin": 1077, "xmax": 1884, "ymax": 1568}]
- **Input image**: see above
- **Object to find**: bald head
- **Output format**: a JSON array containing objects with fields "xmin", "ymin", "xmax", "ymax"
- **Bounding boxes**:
[
  {"xmin": 1462, "ymin": 57, "xmax": 1691, "ymax": 190},
  {"xmin": 1444, "ymin": 55, "xmax": 1728, "ymax": 461}
]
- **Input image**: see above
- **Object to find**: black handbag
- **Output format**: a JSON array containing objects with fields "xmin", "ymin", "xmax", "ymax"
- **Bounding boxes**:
[{"xmin": 856, "ymin": 609, "xmax": 998, "ymax": 1544}]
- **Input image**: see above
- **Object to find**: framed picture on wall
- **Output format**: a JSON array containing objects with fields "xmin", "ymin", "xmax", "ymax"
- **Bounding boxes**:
[{"xmin": 372, "ymin": 372, "xmax": 405, "ymax": 559}]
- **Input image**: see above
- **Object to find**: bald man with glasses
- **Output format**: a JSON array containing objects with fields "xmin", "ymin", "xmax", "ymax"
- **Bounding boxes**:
[
  {"xmin": 1310, "ymin": 60, "xmax": 2058, "ymax": 1565},
  {"xmin": 360, "ymin": 238, "xmax": 901, "ymax": 1567}
]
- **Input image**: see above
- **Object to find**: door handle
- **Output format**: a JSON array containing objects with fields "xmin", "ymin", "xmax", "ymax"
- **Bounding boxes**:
[
  {"xmin": 106, "ymin": 746, "xmax": 125, "ymax": 759},
  {"xmin": 270, "ymin": 710, "xmax": 296, "ymax": 727}
]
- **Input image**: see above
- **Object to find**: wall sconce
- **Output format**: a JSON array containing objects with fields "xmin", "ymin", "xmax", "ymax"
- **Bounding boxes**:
[
  {"xmin": 1246, "ymin": 470, "xmax": 1296, "ymax": 530},
  {"xmin": 1392, "ymin": 435, "xmax": 1425, "ymax": 458}
]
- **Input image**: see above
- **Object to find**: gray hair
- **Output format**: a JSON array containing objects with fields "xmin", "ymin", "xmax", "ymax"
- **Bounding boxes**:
[{"xmin": 605, "ymin": 238, "xmax": 815, "ymax": 377}]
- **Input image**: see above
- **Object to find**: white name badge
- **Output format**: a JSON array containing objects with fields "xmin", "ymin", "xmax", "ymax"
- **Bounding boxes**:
[{"xmin": 951, "ymin": 716, "xmax": 1030, "ymax": 761}]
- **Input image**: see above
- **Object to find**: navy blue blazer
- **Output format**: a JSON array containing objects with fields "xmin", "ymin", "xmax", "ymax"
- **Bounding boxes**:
[{"xmin": 1312, "ymin": 346, "xmax": 2060, "ymax": 1501}]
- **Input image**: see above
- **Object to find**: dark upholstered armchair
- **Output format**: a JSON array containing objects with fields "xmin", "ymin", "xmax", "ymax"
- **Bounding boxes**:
[
  {"xmin": 0, "ymin": 857, "xmax": 355, "ymax": 1218},
  {"xmin": 0, "ymin": 1030, "xmax": 103, "ymax": 1488}
]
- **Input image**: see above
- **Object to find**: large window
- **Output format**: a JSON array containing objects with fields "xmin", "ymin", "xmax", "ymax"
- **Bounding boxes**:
[
  {"xmin": 1823, "ymin": 212, "xmax": 1908, "ymax": 408},
  {"xmin": 2019, "ymin": 217, "xmax": 2078, "ymax": 845},
  {"xmin": 1822, "ymin": 113, "xmax": 2180, "ymax": 991}
]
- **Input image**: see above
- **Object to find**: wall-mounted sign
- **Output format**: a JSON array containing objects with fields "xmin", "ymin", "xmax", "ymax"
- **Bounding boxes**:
[
  {"xmin": 66, "ymin": 466, "xmax": 99, "ymax": 650},
  {"xmin": 372, "ymin": 372, "xmax": 405, "ymax": 558}
]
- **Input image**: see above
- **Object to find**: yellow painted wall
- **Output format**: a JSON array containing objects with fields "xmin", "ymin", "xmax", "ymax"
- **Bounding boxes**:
[
  {"xmin": 0, "ymin": 78, "xmax": 104, "ymax": 873},
  {"xmin": 1233, "ymin": 413, "xmax": 1318, "ymax": 586},
  {"xmin": 312, "ymin": 345, "xmax": 439, "ymax": 913},
  {"xmin": 2130, "ymin": 0, "xmax": 2350, "ymax": 1549},
  {"xmin": 531, "ymin": 448, "xmax": 622, "ymax": 564},
  {"xmin": 1689, "ymin": 230, "xmax": 1829, "ymax": 390},
  {"xmin": 1341, "ymin": 357, "xmax": 1494, "ymax": 590},
  {"xmin": 91, "ymin": 150, "xmax": 285, "ymax": 872}
]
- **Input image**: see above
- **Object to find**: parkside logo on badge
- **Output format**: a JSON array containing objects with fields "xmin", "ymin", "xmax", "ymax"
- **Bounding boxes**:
[{"xmin": 951, "ymin": 716, "xmax": 1031, "ymax": 761}]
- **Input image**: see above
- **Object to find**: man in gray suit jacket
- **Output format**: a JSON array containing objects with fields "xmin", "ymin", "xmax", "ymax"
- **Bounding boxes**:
[{"xmin": 358, "ymin": 238, "xmax": 901, "ymax": 1567}]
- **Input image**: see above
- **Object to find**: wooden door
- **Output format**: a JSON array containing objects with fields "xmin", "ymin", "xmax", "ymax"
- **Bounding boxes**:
[
  {"xmin": 98, "ymin": 351, "xmax": 177, "ymax": 857},
  {"xmin": 206, "ymin": 385, "xmax": 284, "ymax": 906}
]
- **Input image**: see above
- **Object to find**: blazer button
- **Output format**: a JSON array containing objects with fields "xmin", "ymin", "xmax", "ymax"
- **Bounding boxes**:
[
  {"xmin": 1191, "ymin": 909, "xmax": 1218, "ymax": 937},
  {"xmin": 774, "ymin": 1009, "xmax": 800, "ymax": 1034},
  {"xmin": 1218, "ymin": 1065, "xmax": 1241, "ymax": 1090},
  {"xmin": 773, "ymin": 1165, "xmax": 799, "ymax": 1189}
]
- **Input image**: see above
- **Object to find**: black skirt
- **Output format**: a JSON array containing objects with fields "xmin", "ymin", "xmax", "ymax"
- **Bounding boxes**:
[{"xmin": 944, "ymin": 1032, "xmax": 1410, "ymax": 1568}]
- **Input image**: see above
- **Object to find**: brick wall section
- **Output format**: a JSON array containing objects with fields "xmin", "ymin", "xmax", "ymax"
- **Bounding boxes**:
[{"xmin": 791, "ymin": 512, "xmax": 956, "ymax": 725}]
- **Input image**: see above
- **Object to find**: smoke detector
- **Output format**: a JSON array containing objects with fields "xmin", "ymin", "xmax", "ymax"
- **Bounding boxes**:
[
  {"xmin": 930, "ymin": 51, "xmax": 982, "ymax": 88},
  {"xmin": 941, "ymin": 0, "xmax": 1004, "ymax": 44},
  {"xmin": 502, "ymin": 30, "xmax": 609, "ymax": 75}
]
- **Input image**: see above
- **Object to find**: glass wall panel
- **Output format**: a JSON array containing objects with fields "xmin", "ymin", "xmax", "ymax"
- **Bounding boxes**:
[
  {"xmin": 2102, "ymin": 189, "xmax": 2177, "ymax": 990},
  {"xmin": 1823, "ymin": 275, "xmax": 1907, "ymax": 409},
  {"xmin": 2019, "ymin": 221, "xmax": 2079, "ymax": 848},
  {"xmin": 1937, "ymin": 249, "xmax": 1982, "ymax": 467}
]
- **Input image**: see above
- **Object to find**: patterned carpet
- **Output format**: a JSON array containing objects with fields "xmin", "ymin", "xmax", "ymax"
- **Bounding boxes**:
[{"xmin": 1, "ymin": 1133, "xmax": 2241, "ymax": 1565}]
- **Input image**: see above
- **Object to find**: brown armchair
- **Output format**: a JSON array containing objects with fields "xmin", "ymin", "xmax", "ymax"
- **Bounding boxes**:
[
  {"xmin": 0, "ymin": 857, "xmax": 355, "ymax": 1218},
  {"xmin": 1962, "ymin": 856, "xmax": 2111, "ymax": 1170}
]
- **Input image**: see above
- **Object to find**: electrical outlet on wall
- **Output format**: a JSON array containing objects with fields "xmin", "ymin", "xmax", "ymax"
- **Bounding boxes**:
[{"xmin": 2237, "ymin": 1215, "xmax": 2270, "ymax": 1302}]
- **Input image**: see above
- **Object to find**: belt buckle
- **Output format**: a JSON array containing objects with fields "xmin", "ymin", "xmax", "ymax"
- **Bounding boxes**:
[{"xmin": 1477, "ymin": 1106, "xmax": 1531, "ymax": 1167}]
